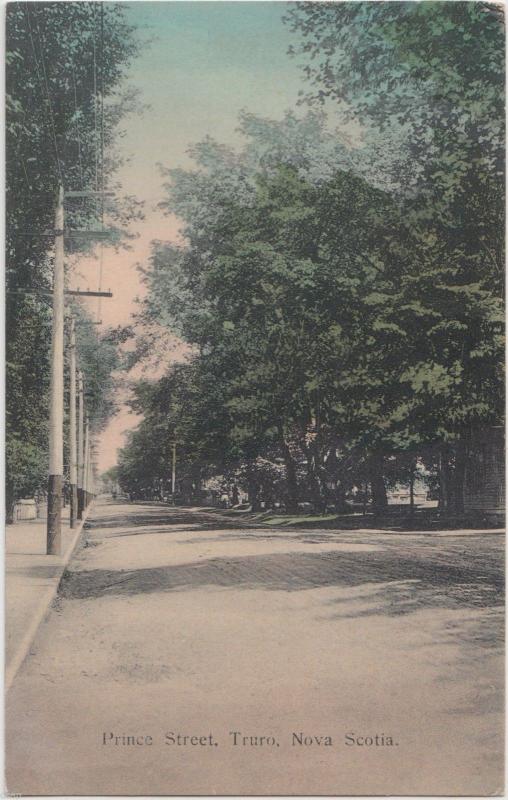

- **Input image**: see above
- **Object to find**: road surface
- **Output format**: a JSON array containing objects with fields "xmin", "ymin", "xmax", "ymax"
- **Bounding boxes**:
[{"xmin": 6, "ymin": 499, "xmax": 504, "ymax": 795}]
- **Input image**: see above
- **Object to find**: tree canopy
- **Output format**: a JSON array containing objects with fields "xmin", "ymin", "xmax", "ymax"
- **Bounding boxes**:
[
  {"xmin": 121, "ymin": 2, "xmax": 504, "ymax": 514},
  {"xmin": 6, "ymin": 2, "xmax": 143, "ymax": 511}
]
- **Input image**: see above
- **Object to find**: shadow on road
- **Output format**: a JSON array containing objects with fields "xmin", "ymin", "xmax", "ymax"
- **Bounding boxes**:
[
  {"xmin": 88, "ymin": 509, "xmax": 247, "ymax": 532},
  {"xmin": 59, "ymin": 545, "xmax": 504, "ymax": 616}
]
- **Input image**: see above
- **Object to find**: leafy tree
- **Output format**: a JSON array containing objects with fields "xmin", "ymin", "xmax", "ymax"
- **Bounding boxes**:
[
  {"xmin": 128, "ymin": 3, "xmax": 504, "ymax": 516},
  {"xmin": 285, "ymin": 2, "xmax": 504, "ymax": 201},
  {"xmin": 286, "ymin": 1, "xmax": 504, "ymax": 510},
  {"xmin": 100, "ymin": 466, "xmax": 119, "ymax": 494},
  {"xmin": 137, "ymin": 123, "xmax": 421, "ymax": 511},
  {"xmin": 6, "ymin": 2, "xmax": 144, "ymax": 516}
]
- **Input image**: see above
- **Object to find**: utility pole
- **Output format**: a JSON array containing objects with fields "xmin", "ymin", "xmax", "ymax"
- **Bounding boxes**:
[
  {"xmin": 77, "ymin": 371, "xmax": 84, "ymax": 519},
  {"xmin": 171, "ymin": 440, "xmax": 177, "ymax": 497},
  {"xmin": 69, "ymin": 317, "xmax": 78, "ymax": 528},
  {"xmin": 89, "ymin": 439, "xmax": 96, "ymax": 501},
  {"xmin": 43, "ymin": 187, "xmax": 114, "ymax": 547},
  {"xmin": 88, "ymin": 439, "xmax": 94, "ymax": 501},
  {"xmin": 83, "ymin": 416, "xmax": 90, "ymax": 509},
  {"xmin": 91, "ymin": 441, "xmax": 98, "ymax": 499},
  {"xmin": 87, "ymin": 434, "xmax": 94, "ymax": 504},
  {"xmin": 47, "ymin": 184, "xmax": 65, "ymax": 555}
]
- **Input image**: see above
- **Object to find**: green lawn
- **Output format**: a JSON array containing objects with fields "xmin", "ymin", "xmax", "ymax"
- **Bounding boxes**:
[{"xmin": 261, "ymin": 513, "xmax": 340, "ymax": 527}]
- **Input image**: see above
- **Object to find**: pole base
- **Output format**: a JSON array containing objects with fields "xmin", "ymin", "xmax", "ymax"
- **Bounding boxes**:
[
  {"xmin": 47, "ymin": 474, "xmax": 62, "ymax": 555},
  {"xmin": 77, "ymin": 487, "xmax": 84, "ymax": 520},
  {"xmin": 70, "ymin": 483, "xmax": 78, "ymax": 528}
]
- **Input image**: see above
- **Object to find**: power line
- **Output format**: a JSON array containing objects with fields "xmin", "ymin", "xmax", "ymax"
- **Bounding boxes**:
[
  {"xmin": 101, "ymin": 2, "xmax": 105, "ymax": 208},
  {"xmin": 90, "ymin": 1, "xmax": 104, "ymax": 325},
  {"xmin": 98, "ymin": 1, "xmax": 106, "ymax": 321},
  {"xmin": 21, "ymin": 4, "xmax": 55, "ymax": 184},
  {"xmin": 92, "ymin": 2, "xmax": 99, "ymax": 194},
  {"xmin": 25, "ymin": 3, "xmax": 64, "ymax": 185},
  {"xmin": 71, "ymin": 64, "xmax": 84, "ymax": 186},
  {"xmin": 18, "ymin": 150, "xmax": 32, "ymax": 191}
]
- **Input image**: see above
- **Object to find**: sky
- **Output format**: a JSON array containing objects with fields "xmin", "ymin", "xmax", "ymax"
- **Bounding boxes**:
[{"xmin": 74, "ymin": 1, "xmax": 310, "ymax": 472}]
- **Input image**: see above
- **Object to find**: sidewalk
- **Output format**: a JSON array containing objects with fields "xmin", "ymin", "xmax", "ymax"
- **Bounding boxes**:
[{"xmin": 5, "ymin": 505, "xmax": 90, "ymax": 691}]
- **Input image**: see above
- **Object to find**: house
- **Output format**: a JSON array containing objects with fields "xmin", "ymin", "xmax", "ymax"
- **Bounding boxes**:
[
  {"xmin": 387, "ymin": 480, "xmax": 429, "ymax": 507},
  {"xmin": 463, "ymin": 427, "xmax": 505, "ymax": 521}
]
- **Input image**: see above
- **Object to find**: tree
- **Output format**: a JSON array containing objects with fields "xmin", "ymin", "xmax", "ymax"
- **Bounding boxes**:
[
  {"xmin": 6, "ymin": 3, "xmax": 144, "ymax": 515},
  {"xmin": 133, "ymin": 6, "xmax": 504, "ymax": 513},
  {"xmin": 285, "ymin": 2, "xmax": 504, "ymax": 510},
  {"xmin": 285, "ymin": 3, "xmax": 504, "ymax": 200},
  {"xmin": 138, "ymin": 116, "xmax": 424, "ymax": 511},
  {"xmin": 101, "ymin": 466, "xmax": 119, "ymax": 495}
]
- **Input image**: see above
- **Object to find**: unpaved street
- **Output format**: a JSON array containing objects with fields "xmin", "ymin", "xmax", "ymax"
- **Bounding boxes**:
[{"xmin": 6, "ymin": 500, "xmax": 504, "ymax": 795}]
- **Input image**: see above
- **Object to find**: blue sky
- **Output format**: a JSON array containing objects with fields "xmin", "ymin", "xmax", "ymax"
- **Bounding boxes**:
[
  {"xmin": 120, "ymin": 2, "xmax": 305, "ymax": 186},
  {"xmin": 97, "ymin": 1, "xmax": 314, "ymax": 468}
]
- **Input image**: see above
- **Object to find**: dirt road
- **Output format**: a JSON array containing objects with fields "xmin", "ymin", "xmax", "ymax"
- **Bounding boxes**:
[{"xmin": 6, "ymin": 499, "xmax": 504, "ymax": 795}]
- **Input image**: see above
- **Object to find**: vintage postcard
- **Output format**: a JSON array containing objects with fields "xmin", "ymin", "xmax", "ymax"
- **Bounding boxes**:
[{"xmin": 5, "ymin": 0, "xmax": 505, "ymax": 796}]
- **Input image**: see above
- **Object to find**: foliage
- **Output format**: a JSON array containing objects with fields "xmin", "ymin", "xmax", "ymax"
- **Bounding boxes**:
[
  {"xmin": 285, "ymin": 2, "xmax": 504, "ymax": 201},
  {"xmin": 124, "ymin": 6, "xmax": 504, "ymax": 514},
  {"xmin": 6, "ymin": 2, "xmax": 143, "ymax": 509}
]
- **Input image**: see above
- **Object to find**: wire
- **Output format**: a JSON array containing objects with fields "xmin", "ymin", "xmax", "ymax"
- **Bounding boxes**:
[
  {"xmin": 101, "ymin": 3, "xmax": 105, "ymax": 209},
  {"xmin": 90, "ymin": 2, "xmax": 103, "ymax": 323},
  {"xmin": 98, "ymin": 1, "xmax": 105, "ymax": 321},
  {"xmin": 92, "ymin": 2, "xmax": 98, "ymax": 194},
  {"xmin": 22, "ymin": 4, "xmax": 59, "ymax": 183},
  {"xmin": 6, "ymin": 287, "xmax": 54, "ymax": 310},
  {"xmin": 71, "ymin": 65, "xmax": 84, "ymax": 186},
  {"xmin": 26, "ymin": 4, "xmax": 64, "ymax": 186},
  {"xmin": 19, "ymin": 151, "xmax": 32, "ymax": 191}
]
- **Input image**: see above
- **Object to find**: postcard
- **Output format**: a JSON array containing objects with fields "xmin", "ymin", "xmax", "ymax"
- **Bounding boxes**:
[{"xmin": 5, "ymin": 1, "xmax": 505, "ymax": 795}]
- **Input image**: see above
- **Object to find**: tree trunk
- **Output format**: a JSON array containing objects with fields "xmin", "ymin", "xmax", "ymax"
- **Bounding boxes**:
[
  {"xmin": 439, "ymin": 443, "xmax": 466, "ymax": 515},
  {"xmin": 303, "ymin": 440, "xmax": 327, "ymax": 514},
  {"xmin": 453, "ymin": 439, "xmax": 467, "ymax": 515},
  {"xmin": 278, "ymin": 426, "xmax": 299, "ymax": 513},
  {"xmin": 6, "ymin": 482, "xmax": 15, "ymax": 524},
  {"xmin": 362, "ymin": 481, "xmax": 368, "ymax": 516},
  {"xmin": 307, "ymin": 464, "xmax": 323, "ymax": 512},
  {"xmin": 369, "ymin": 452, "xmax": 387, "ymax": 513},
  {"xmin": 409, "ymin": 459, "xmax": 416, "ymax": 520},
  {"xmin": 283, "ymin": 455, "xmax": 299, "ymax": 513},
  {"xmin": 334, "ymin": 482, "xmax": 349, "ymax": 514},
  {"xmin": 439, "ymin": 445, "xmax": 451, "ymax": 513},
  {"xmin": 248, "ymin": 481, "xmax": 261, "ymax": 512}
]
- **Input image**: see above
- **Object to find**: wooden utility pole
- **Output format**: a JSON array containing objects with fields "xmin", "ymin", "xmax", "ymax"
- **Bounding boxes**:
[
  {"xmin": 43, "ymin": 188, "xmax": 114, "ymax": 545},
  {"xmin": 47, "ymin": 185, "xmax": 65, "ymax": 555},
  {"xmin": 89, "ymin": 440, "xmax": 96, "ymax": 500},
  {"xmin": 83, "ymin": 416, "xmax": 90, "ymax": 509},
  {"xmin": 77, "ymin": 371, "xmax": 84, "ymax": 519},
  {"xmin": 171, "ymin": 440, "xmax": 177, "ymax": 496},
  {"xmin": 69, "ymin": 317, "xmax": 78, "ymax": 528},
  {"xmin": 88, "ymin": 440, "xmax": 94, "ymax": 501},
  {"xmin": 91, "ymin": 441, "xmax": 98, "ymax": 498},
  {"xmin": 86, "ymin": 434, "xmax": 94, "ymax": 504}
]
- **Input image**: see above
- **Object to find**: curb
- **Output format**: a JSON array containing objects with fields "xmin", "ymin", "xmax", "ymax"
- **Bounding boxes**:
[
  {"xmin": 191, "ymin": 508, "xmax": 506, "ymax": 536},
  {"xmin": 5, "ymin": 503, "xmax": 94, "ymax": 693}
]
